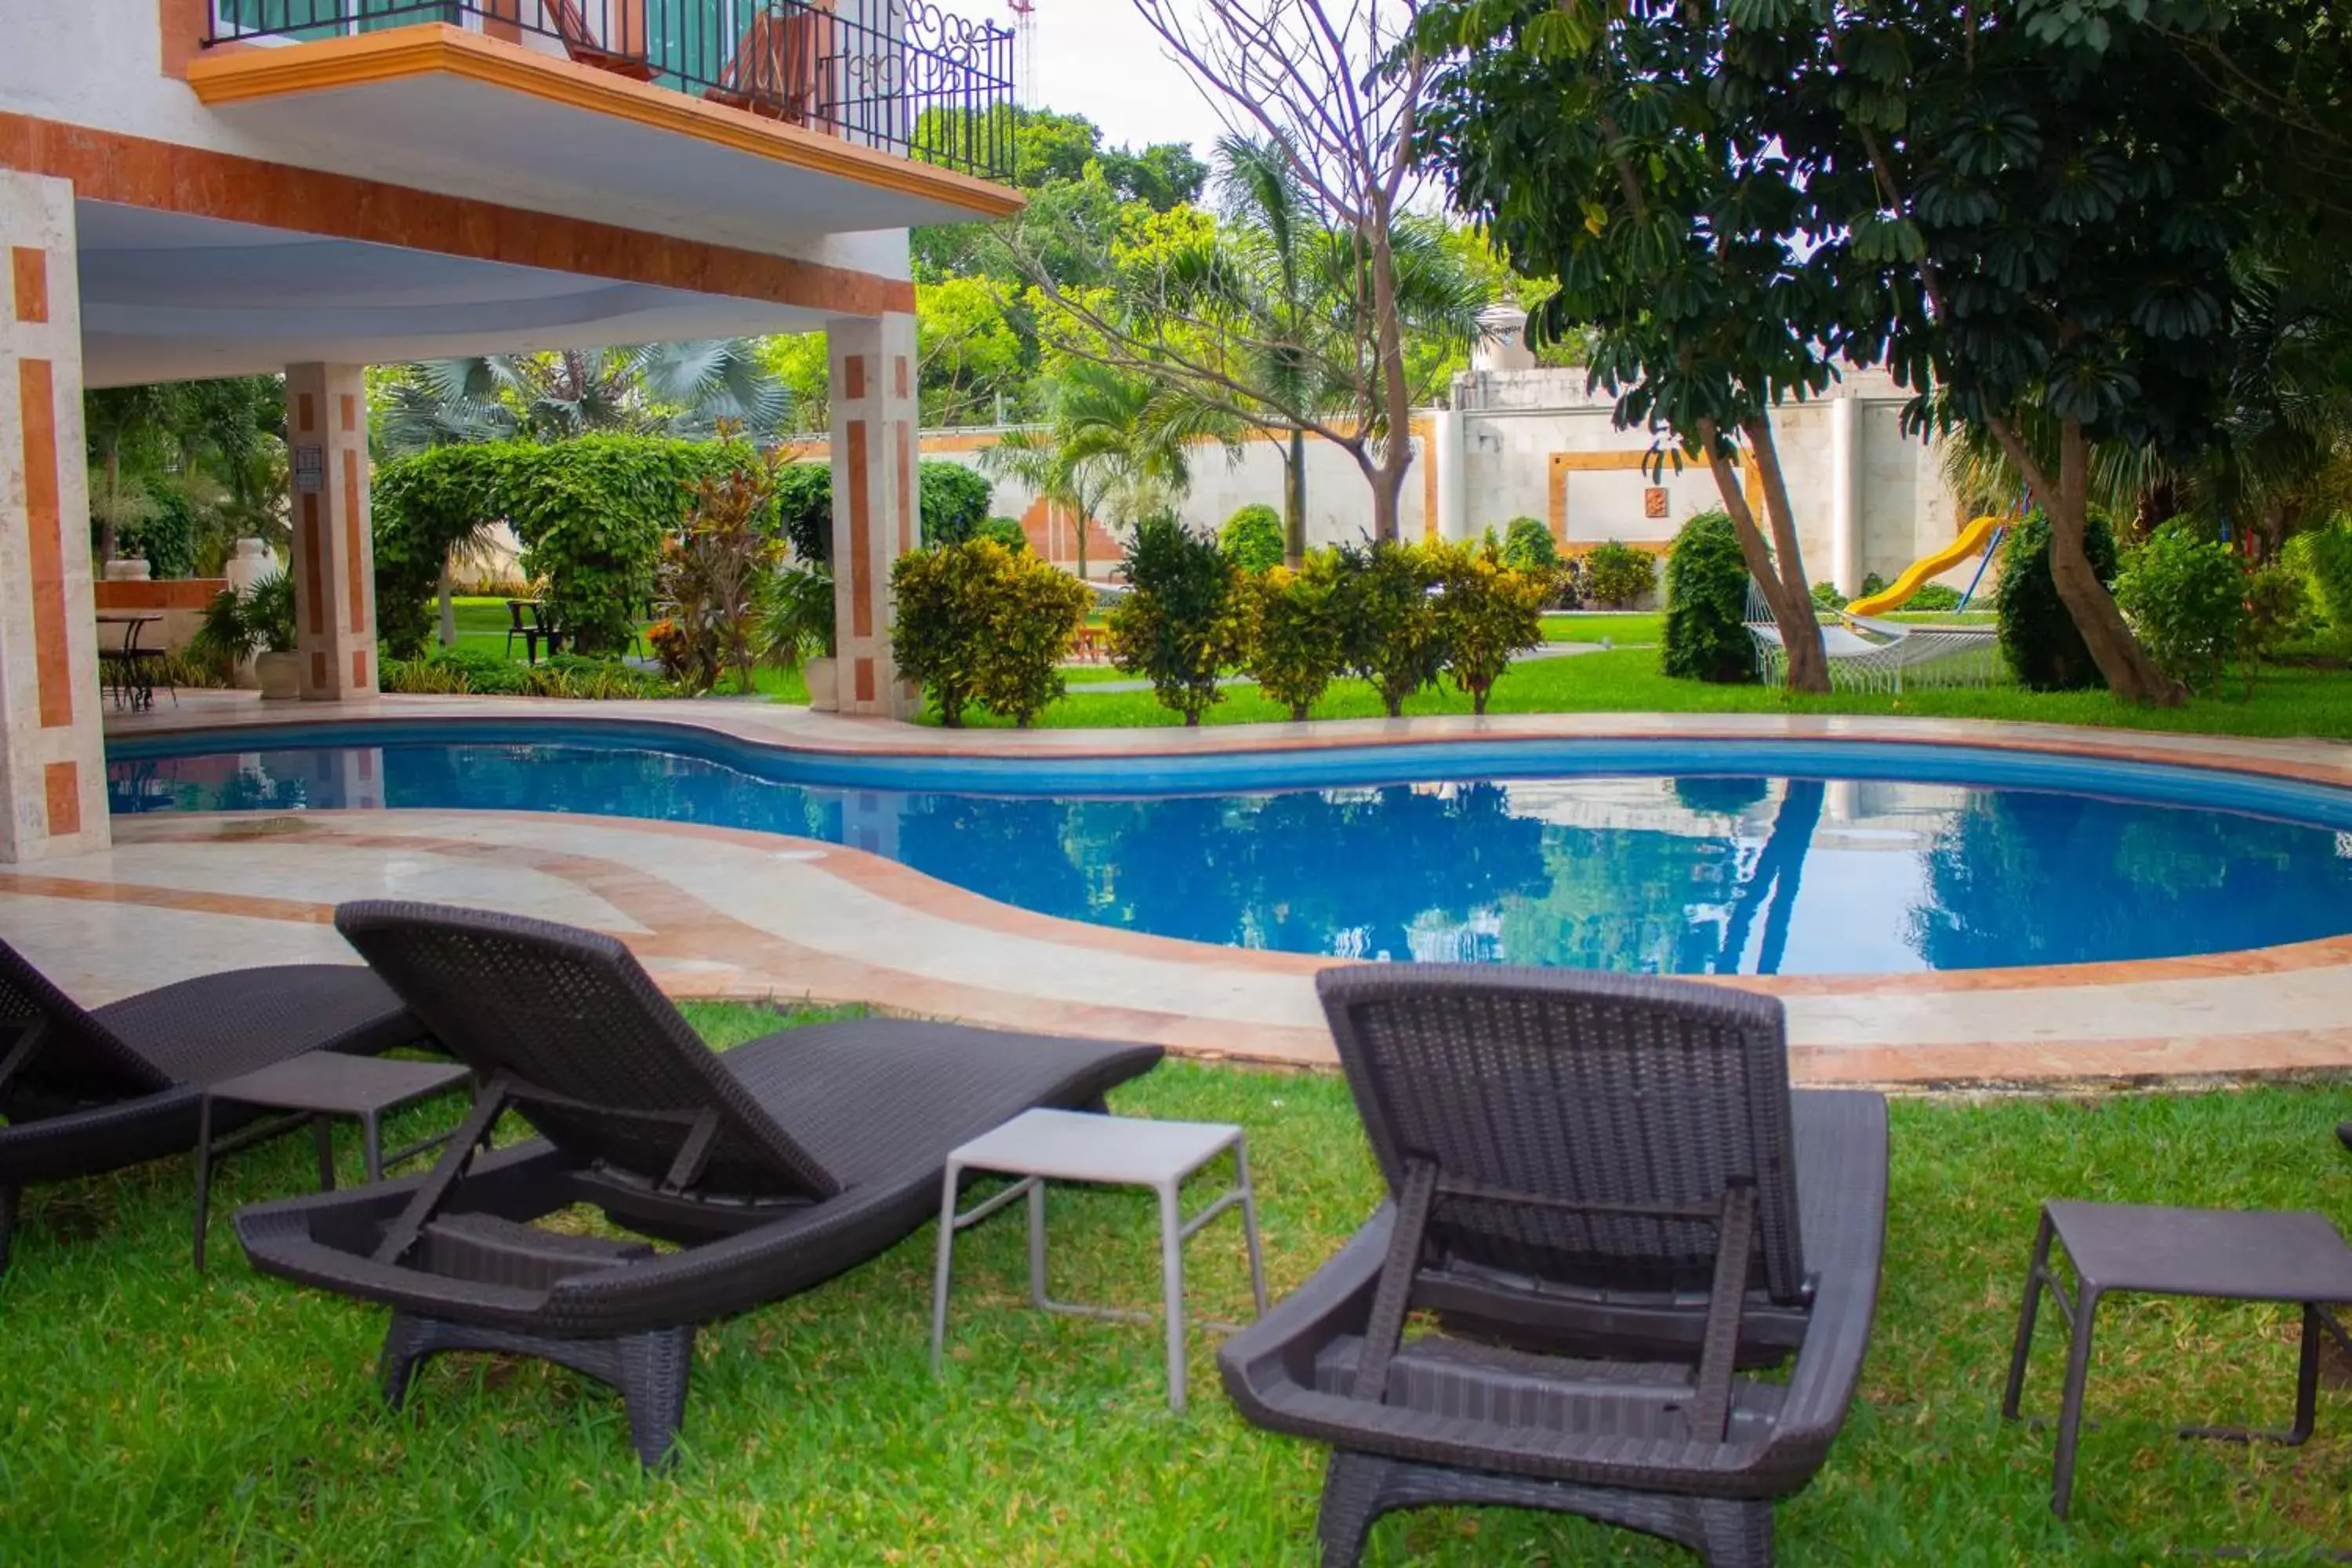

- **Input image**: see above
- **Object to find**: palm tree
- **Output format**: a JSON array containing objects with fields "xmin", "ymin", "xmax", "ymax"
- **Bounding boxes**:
[
  {"xmin": 375, "ymin": 340, "xmax": 789, "ymax": 458},
  {"xmin": 979, "ymin": 360, "xmax": 1213, "ymax": 579}
]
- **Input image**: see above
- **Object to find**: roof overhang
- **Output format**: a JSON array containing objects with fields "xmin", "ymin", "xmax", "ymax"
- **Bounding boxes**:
[{"xmin": 185, "ymin": 24, "xmax": 1024, "ymax": 245}]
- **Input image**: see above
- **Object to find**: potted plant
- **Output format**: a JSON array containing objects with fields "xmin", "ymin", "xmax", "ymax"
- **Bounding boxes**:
[
  {"xmin": 193, "ymin": 570, "xmax": 300, "ymax": 699},
  {"xmin": 763, "ymin": 564, "xmax": 838, "ymax": 710}
]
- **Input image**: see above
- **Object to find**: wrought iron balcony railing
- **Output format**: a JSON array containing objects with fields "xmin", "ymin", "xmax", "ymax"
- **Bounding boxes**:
[{"xmin": 205, "ymin": 1, "xmax": 1017, "ymax": 182}]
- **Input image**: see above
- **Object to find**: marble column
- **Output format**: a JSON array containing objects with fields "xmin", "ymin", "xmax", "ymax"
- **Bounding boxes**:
[
  {"xmin": 283, "ymin": 362, "xmax": 379, "ymax": 701},
  {"xmin": 826, "ymin": 312, "xmax": 919, "ymax": 719},
  {"xmin": 0, "ymin": 172, "xmax": 107, "ymax": 862}
]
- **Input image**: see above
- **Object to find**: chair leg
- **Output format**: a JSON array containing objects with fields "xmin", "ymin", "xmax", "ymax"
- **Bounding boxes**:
[
  {"xmin": 0, "ymin": 1183, "xmax": 17, "ymax": 1276},
  {"xmin": 613, "ymin": 1327, "xmax": 695, "ymax": 1470},
  {"xmin": 1693, "ymin": 1498, "xmax": 1774, "ymax": 1568},
  {"xmin": 1316, "ymin": 1451, "xmax": 1392, "ymax": 1568},
  {"xmin": 2002, "ymin": 1211, "xmax": 2057, "ymax": 1421},
  {"xmin": 2052, "ymin": 1286, "xmax": 2101, "ymax": 1519},
  {"xmin": 378, "ymin": 1309, "xmax": 434, "ymax": 1411}
]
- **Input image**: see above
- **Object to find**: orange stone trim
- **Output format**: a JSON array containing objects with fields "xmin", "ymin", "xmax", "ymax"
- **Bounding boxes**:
[
  {"xmin": 0, "ymin": 111, "xmax": 918, "ymax": 318},
  {"xmin": 95, "ymin": 578, "xmax": 228, "ymax": 611},
  {"xmin": 844, "ymin": 354, "xmax": 866, "ymax": 401},
  {"xmin": 854, "ymin": 657, "xmax": 877, "ymax": 704},
  {"xmin": 1548, "ymin": 448, "xmax": 1760, "ymax": 549},
  {"xmin": 11, "ymin": 247, "xmax": 47, "ymax": 323},
  {"xmin": 351, "ymin": 648, "xmax": 370, "ymax": 690},
  {"xmin": 18, "ymin": 360, "xmax": 74, "ymax": 731},
  {"xmin": 41, "ymin": 761, "xmax": 79, "ymax": 838},
  {"xmin": 297, "ymin": 392, "xmax": 315, "ymax": 434},
  {"xmin": 895, "ymin": 421, "xmax": 914, "ymax": 556},
  {"xmin": 846, "ymin": 419, "xmax": 873, "ymax": 639},
  {"xmin": 342, "ymin": 450, "xmax": 366, "ymax": 635},
  {"xmin": 339, "ymin": 393, "xmax": 356, "ymax": 433},
  {"xmin": 310, "ymin": 651, "xmax": 328, "ymax": 688}
]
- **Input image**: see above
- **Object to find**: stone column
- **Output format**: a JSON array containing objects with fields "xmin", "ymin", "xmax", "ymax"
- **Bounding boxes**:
[
  {"xmin": 826, "ymin": 312, "xmax": 918, "ymax": 720},
  {"xmin": 283, "ymin": 363, "xmax": 379, "ymax": 701},
  {"xmin": 0, "ymin": 173, "xmax": 107, "ymax": 862},
  {"xmin": 1829, "ymin": 391, "xmax": 1862, "ymax": 596},
  {"xmin": 1430, "ymin": 409, "xmax": 1468, "ymax": 543}
]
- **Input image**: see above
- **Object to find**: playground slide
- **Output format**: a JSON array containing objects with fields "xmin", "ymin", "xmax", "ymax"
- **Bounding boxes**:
[{"xmin": 1845, "ymin": 514, "xmax": 2002, "ymax": 616}]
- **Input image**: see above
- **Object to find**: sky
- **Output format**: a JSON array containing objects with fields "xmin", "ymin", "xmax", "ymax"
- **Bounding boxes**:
[{"xmin": 1022, "ymin": 2, "xmax": 1232, "ymax": 156}]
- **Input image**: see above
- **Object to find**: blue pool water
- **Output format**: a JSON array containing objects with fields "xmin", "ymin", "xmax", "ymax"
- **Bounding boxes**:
[{"xmin": 106, "ymin": 726, "xmax": 2352, "ymax": 975}]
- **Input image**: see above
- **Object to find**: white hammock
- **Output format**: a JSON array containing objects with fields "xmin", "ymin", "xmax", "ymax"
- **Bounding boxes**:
[{"xmin": 1744, "ymin": 590, "xmax": 2002, "ymax": 693}]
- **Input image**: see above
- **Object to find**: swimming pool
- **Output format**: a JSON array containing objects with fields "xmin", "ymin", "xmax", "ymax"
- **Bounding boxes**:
[{"xmin": 107, "ymin": 723, "xmax": 2352, "ymax": 976}]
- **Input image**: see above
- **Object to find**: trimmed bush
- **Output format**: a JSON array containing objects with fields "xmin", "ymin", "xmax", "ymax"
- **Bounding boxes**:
[
  {"xmin": 2238, "ymin": 562, "xmax": 2309, "ymax": 686},
  {"xmin": 1341, "ymin": 539, "xmax": 1444, "ymax": 717},
  {"xmin": 1219, "ymin": 504, "xmax": 1285, "ymax": 574},
  {"xmin": 889, "ymin": 540, "xmax": 1084, "ymax": 728},
  {"xmin": 1662, "ymin": 510, "xmax": 1757, "ymax": 684},
  {"xmin": 1243, "ymin": 550, "xmax": 1352, "ymax": 720},
  {"xmin": 974, "ymin": 549, "xmax": 1091, "ymax": 724},
  {"xmin": 1810, "ymin": 581, "xmax": 1849, "ymax": 612},
  {"xmin": 2285, "ymin": 519, "xmax": 2352, "ymax": 631},
  {"xmin": 775, "ymin": 463, "xmax": 833, "ymax": 565},
  {"xmin": 977, "ymin": 515, "xmax": 1030, "ymax": 554},
  {"xmin": 1109, "ymin": 514, "xmax": 1245, "ymax": 725},
  {"xmin": 1907, "ymin": 583, "xmax": 1965, "ymax": 612},
  {"xmin": 918, "ymin": 461, "xmax": 994, "ymax": 546},
  {"xmin": 1584, "ymin": 539, "xmax": 1657, "ymax": 607},
  {"xmin": 2114, "ymin": 520, "xmax": 2245, "ymax": 692},
  {"xmin": 1429, "ymin": 537, "xmax": 1548, "ymax": 714},
  {"xmin": 1499, "ymin": 517, "xmax": 1559, "ymax": 572},
  {"xmin": 1997, "ymin": 509, "xmax": 2120, "ymax": 691}
]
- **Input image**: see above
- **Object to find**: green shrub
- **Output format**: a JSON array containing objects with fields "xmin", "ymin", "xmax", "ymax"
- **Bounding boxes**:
[
  {"xmin": 191, "ymin": 570, "xmax": 298, "ymax": 667},
  {"xmin": 1341, "ymin": 539, "xmax": 1444, "ymax": 717},
  {"xmin": 890, "ymin": 542, "xmax": 1000, "ymax": 727},
  {"xmin": 658, "ymin": 451, "xmax": 786, "ymax": 695},
  {"xmin": 1810, "ymin": 581, "xmax": 1849, "ymax": 612},
  {"xmin": 373, "ymin": 437, "xmax": 766, "ymax": 658},
  {"xmin": 973, "ymin": 548, "xmax": 1091, "ymax": 725},
  {"xmin": 1663, "ymin": 510, "xmax": 1757, "ymax": 684},
  {"xmin": 379, "ymin": 646, "xmax": 675, "ymax": 699},
  {"xmin": 1860, "ymin": 571, "xmax": 1889, "ymax": 599},
  {"xmin": 2285, "ymin": 519, "xmax": 2352, "ymax": 631},
  {"xmin": 1584, "ymin": 539, "xmax": 1657, "ymax": 607},
  {"xmin": 1243, "ymin": 551, "xmax": 1352, "ymax": 720},
  {"xmin": 1430, "ymin": 537, "xmax": 1548, "ymax": 714},
  {"xmin": 1996, "ymin": 510, "xmax": 2120, "ymax": 691},
  {"xmin": 2238, "ymin": 562, "xmax": 2308, "ymax": 688},
  {"xmin": 1219, "ymin": 504, "xmax": 1286, "ymax": 574},
  {"xmin": 2115, "ymin": 521, "xmax": 2245, "ymax": 691},
  {"xmin": 775, "ymin": 463, "xmax": 833, "ymax": 565},
  {"xmin": 919, "ymin": 461, "xmax": 994, "ymax": 546},
  {"xmin": 1109, "ymin": 514, "xmax": 1245, "ymax": 725},
  {"xmin": 1500, "ymin": 517, "xmax": 1559, "ymax": 572},
  {"xmin": 118, "ymin": 480, "xmax": 198, "ymax": 580},
  {"xmin": 1907, "ymin": 583, "xmax": 1965, "ymax": 612},
  {"xmin": 977, "ymin": 515, "xmax": 1030, "ymax": 554}
]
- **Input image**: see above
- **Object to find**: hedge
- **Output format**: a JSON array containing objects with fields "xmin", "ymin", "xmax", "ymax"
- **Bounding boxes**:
[
  {"xmin": 1662, "ymin": 510, "xmax": 1756, "ymax": 684},
  {"xmin": 1996, "ymin": 510, "xmax": 2119, "ymax": 691}
]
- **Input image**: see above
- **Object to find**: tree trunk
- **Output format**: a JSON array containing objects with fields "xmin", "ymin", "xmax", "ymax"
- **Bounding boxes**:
[
  {"xmin": 1284, "ymin": 430, "xmax": 1307, "ymax": 569},
  {"xmin": 1366, "ymin": 209, "xmax": 1415, "ymax": 546},
  {"xmin": 1740, "ymin": 416, "xmax": 1831, "ymax": 695},
  {"xmin": 1697, "ymin": 418, "xmax": 1827, "ymax": 694},
  {"xmin": 437, "ymin": 559, "xmax": 457, "ymax": 648},
  {"xmin": 1071, "ymin": 501, "xmax": 1087, "ymax": 582},
  {"xmin": 1987, "ymin": 416, "xmax": 2183, "ymax": 706}
]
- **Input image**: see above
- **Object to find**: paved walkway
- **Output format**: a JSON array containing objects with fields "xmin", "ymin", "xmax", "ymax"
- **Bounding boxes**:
[{"xmin": 21, "ymin": 689, "xmax": 2349, "ymax": 1086}]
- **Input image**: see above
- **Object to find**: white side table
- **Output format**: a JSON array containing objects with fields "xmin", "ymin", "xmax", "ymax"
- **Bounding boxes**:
[{"xmin": 929, "ymin": 1108, "xmax": 1269, "ymax": 1411}]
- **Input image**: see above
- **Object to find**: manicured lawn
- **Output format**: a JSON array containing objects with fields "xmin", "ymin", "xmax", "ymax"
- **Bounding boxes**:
[
  {"xmin": 5, "ymin": 1001, "xmax": 2350, "ymax": 1562},
  {"xmin": 935, "ymin": 647, "xmax": 2352, "ymax": 739},
  {"xmin": 1543, "ymin": 611, "xmax": 1663, "ymax": 644}
]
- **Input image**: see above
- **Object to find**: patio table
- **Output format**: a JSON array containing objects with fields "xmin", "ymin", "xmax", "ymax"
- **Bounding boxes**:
[
  {"xmin": 96, "ymin": 610, "xmax": 166, "ymax": 710},
  {"xmin": 929, "ymin": 1108, "xmax": 1269, "ymax": 1410}
]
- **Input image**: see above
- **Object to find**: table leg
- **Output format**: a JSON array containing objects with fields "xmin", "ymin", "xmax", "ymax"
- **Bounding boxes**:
[
  {"xmin": 314, "ymin": 1116, "xmax": 336, "ymax": 1192},
  {"xmin": 929, "ymin": 1160, "xmax": 962, "ymax": 1377},
  {"xmin": 1159, "ymin": 1181, "xmax": 1188, "ymax": 1413},
  {"xmin": 192, "ymin": 1095, "xmax": 216, "ymax": 1273},
  {"xmin": 1234, "ymin": 1139, "xmax": 1269, "ymax": 1318},
  {"xmin": 2002, "ymin": 1211, "xmax": 2056, "ymax": 1422},
  {"xmin": 2052, "ymin": 1284, "xmax": 2100, "ymax": 1519},
  {"xmin": 1027, "ymin": 1178, "xmax": 1050, "ymax": 1309},
  {"xmin": 362, "ymin": 1110, "xmax": 383, "ymax": 1185}
]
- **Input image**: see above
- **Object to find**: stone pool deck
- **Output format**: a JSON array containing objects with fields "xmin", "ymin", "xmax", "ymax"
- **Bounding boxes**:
[{"xmin": 16, "ymin": 689, "xmax": 2351, "ymax": 1087}]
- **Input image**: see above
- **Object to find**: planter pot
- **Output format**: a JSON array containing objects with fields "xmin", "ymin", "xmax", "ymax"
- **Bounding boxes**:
[
  {"xmin": 254, "ymin": 650, "xmax": 301, "ymax": 701},
  {"xmin": 804, "ymin": 655, "xmax": 839, "ymax": 712},
  {"xmin": 103, "ymin": 556, "xmax": 151, "ymax": 582}
]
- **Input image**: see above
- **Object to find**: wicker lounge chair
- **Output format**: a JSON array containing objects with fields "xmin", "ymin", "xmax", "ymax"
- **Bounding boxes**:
[
  {"xmin": 235, "ymin": 902, "xmax": 1163, "ymax": 1466},
  {"xmin": 1218, "ymin": 965, "xmax": 1886, "ymax": 1567},
  {"xmin": 0, "ymin": 941, "xmax": 427, "ymax": 1274}
]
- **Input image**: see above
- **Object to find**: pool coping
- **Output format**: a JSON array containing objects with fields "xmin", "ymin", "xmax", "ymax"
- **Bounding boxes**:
[{"xmin": 72, "ymin": 691, "xmax": 2352, "ymax": 1084}]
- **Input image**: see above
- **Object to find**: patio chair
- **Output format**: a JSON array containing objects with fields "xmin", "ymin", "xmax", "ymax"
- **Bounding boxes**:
[
  {"xmin": 539, "ymin": 0, "xmax": 656, "ymax": 81},
  {"xmin": 235, "ymin": 902, "xmax": 1163, "ymax": 1466},
  {"xmin": 703, "ymin": 5, "xmax": 832, "ymax": 126},
  {"xmin": 0, "ymin": 940, "xmax": 428, "ymax": 1274},
  {"xmin": 1218, "ymin": 965, "xmax": 1887, "ymax": 1567}
]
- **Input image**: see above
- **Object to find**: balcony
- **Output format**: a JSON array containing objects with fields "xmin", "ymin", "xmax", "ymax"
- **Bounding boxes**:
[{"xmin": 189, "ymin": 1, "xmax": 1022, "ymax": 243}]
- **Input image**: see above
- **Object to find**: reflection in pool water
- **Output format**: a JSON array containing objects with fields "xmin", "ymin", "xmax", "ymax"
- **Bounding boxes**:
[{"xmin": 107, "ymin": 742, "xmax": 2352, "ymax": 975}]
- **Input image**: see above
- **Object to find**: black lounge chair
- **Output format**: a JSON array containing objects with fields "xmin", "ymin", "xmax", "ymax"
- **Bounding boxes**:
[
  {"xmin": 0, "ymin": 940, "xmax": 428, "ymax": 1273},
  {"xmin": 236, "ymin": 902, "xmax": 1163, "ymax": 1466},
  {"xmin": 1218, "ymin": 965, "xmax": 1886, "ymax": 1568}
]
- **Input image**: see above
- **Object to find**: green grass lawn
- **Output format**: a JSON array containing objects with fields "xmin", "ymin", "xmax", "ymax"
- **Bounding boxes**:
[
  {"xmin": 1543, "ymin": 612, "xmax": 1664, "ymax": 644},
  {"xmin": 942, "ymin": 645, "xmax": 2352, "ymax": 739},
  {"xmin": 5, "ymin": 1003, "xmax": 2351, "ymax": 1563}
]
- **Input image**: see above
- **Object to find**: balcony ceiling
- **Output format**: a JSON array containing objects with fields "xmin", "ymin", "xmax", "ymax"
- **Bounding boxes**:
[
  {"xmin": 186, "ymin": 25, "xmax": 1023, "ymax": 250},
  {"xmin": 76, "ymin": 201, "xmax": 837, "ymax": 387}
]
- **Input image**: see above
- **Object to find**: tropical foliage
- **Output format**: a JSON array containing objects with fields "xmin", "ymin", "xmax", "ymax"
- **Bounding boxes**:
[
  {"xmin": 1243, "ymin": 552, "xmax": 1354, "ymax": 720},
  {"xmin": 889, "ymin": 539, "xmax": 1088, "ymax": 727},
  {"xmin": 374, "ymin": 342, "xmax": 789, "ymax": 457},
  {"xmin": 1663, "ymin": 510, "xmax": 1759, "ymax": 684},
  {"xmin": 1428, "ymin": 538, "xmax": 1548, "ymax": 714},
  {"xmin": 1107, "ymin": 514, "xmax": 1247, "ymax": 726}
]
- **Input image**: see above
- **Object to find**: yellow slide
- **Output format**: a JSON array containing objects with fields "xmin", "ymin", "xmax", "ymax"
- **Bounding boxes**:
[{"xmin": 1846, "ymin": 514, "xmax": 2002, "ymax": 616}]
